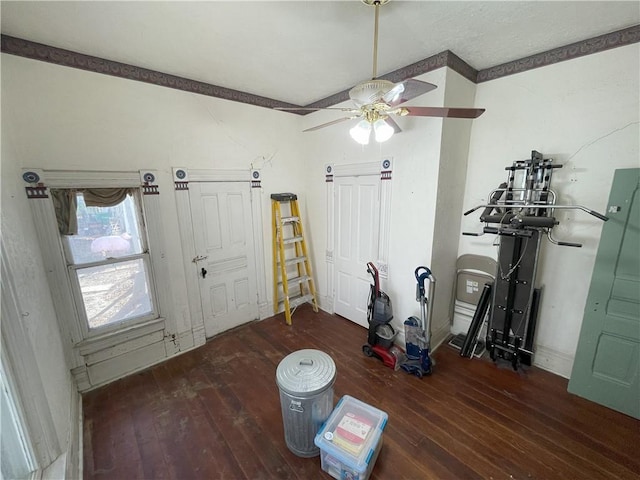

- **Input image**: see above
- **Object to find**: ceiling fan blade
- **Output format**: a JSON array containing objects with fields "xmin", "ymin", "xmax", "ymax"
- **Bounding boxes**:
[
  {"xmin": 384, "ymin": 116, "xmax": 402, "ymax": 134},
  {"xmin": 383, "ymin": 79, "xmax": 438, "ymax": 107},
  {"xmin": 275, "ymin": 107, "xmax": 359, "ymax": 113},
  {"xmin": 402, "ymin": 107, "xmax": 485, "ymax": 118},
  {"xmin": 303, "ymin": 116, "xmax": 359, "ymax": 132}
]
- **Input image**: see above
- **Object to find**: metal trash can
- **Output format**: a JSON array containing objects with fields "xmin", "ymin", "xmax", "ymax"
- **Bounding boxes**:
[{"xmin": 276, "ymin": 349, "xmax": 336, "ymax": 457}]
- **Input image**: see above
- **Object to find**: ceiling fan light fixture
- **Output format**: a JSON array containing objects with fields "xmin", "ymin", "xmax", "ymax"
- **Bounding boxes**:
[
  {"xmin": 349, "ymin": 79, "xmax": 395, "ymax": 107},
  {"xmin": 287, "ymin": 0, "xmax": 483, "ymax": 135},
  {"xmin": 350, "ymin": 120, "xmax": 372, "ymax": 145},
  {"xmin": 373, "ymin": 118, "xmax": 394, "ymax": 142}
]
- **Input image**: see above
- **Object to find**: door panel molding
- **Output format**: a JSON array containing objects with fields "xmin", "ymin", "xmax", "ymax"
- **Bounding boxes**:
[
  {"xmin": 330, "ymin": 159, "xmax": 393, "ymax": 325},
  {"xmin": 568, "ymin": 168, "xmax": 639, "ymax": 418},
  {"xmin": 174, "ymin": 169, "xmax": 266, "ymax": 339}
]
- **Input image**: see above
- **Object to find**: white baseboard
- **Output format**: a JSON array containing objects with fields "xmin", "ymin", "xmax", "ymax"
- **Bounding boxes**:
[
  {"xmin": 450, "ymin": 322, "xmax": 575, "ymax": 379},
  {"xmin": 450, "ymin": 307, "xmax": 576, "ymax": 378},
  {"xmin": 178, "ymin": 330, "xmax": 195, "ymax": 351},
  {"xmin": 532, "ymin": 345, "xmax": 574, "ymax": 379},
  {"xmin": 431, "ymin": 321, "xmax": 453, "ymax": 351},
  {"xmin": 258, "ymin": 301, "xmax": 271, "ymax": 320},
  {"xmin": 317, "ymin": 295, "xmax": 333, "ymax": 313},
  {"xmin": 58, "ymin": 381, "xmax": 82, "ymax": 480}
]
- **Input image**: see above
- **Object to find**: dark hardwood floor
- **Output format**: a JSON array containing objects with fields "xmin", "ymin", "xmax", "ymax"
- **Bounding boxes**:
[{"xmin": 83, "ymin": 306, "xmax": 640, "ymax": 479}]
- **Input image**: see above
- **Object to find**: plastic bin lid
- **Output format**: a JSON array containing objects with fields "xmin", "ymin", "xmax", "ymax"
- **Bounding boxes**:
[
  {"xmin": 276, "ymin": 349, "xmax": 336, "ymax": 396},
  {"xmin": 314, "ymin": 395, "xmax": 388, "ymax": 473}
]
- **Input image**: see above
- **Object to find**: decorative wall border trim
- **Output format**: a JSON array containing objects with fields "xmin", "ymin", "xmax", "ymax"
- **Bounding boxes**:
[
  {"xmin": 305, "ymin": 50, "xmax": 460, "ymax": 110},
  {"xmin": 477, "ymin": 24, "xmax": 639, "ymax": 83},
  {"xmin": 2, "ymin": 25, "xmax": 638, "ymax": 112},
  {"xmin": 0, "ymin": 35, "xmax": 300, "ymax": 111}
]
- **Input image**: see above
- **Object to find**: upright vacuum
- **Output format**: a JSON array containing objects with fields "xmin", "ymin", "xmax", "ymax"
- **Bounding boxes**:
[
  {"xmin": 362, "ymin": 262, "xmax": 398, "ymax": 369},
  {"xmin": 401, "ymin": 266, "xmax": 436, "ymax": 378}
]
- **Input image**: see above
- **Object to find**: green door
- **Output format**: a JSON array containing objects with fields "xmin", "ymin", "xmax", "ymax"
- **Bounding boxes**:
[{"xmin": 568, "ymin": 168, "xmax": 640, "ymax": 419}]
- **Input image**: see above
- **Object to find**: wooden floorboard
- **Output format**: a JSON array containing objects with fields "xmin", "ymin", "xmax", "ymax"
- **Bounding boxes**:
[{"xmin": 83, "ymin": 306, "xmax": 640, "ymax": 479}]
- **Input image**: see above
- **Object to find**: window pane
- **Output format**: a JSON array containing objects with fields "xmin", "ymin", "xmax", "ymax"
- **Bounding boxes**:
[
  {"xmin": 77, "ymin": 259, "xmax": 153, "ymax": 329},
  {"xmin": 66, "ymin": 193, "xmax": 144, "ymax": 264}
]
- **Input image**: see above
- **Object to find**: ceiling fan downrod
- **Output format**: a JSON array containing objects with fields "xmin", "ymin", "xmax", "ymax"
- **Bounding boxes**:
[{"xmin": 362, "ymin": 0, "xmax": 390, "ymax": 80}]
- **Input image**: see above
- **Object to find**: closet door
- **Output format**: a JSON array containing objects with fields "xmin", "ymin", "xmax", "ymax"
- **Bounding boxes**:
[{"xmin": 333, "ymin": 175, "xmax": 380, "ymax": 328}]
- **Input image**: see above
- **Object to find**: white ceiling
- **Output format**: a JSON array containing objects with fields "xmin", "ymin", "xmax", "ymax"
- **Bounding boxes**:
[{"xmin": 1, "ymin": 1, "xmax": 638, "ymax": 106}]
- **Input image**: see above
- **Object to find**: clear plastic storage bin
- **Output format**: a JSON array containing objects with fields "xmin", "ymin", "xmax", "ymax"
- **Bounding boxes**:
[{"xmin": 314, "ymin": 395, "xmax": 388, "ymax": 480}]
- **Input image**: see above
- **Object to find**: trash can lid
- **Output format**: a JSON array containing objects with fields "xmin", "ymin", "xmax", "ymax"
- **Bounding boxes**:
[{"xmin": 276, "ymin": 349, "xmax": 336, "ymax": 396}]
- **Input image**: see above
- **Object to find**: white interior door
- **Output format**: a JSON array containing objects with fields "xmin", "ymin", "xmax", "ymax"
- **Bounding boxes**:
[
  {"xmin": 190, "ymin": 182, "xmax": 259, "ymax": 337},
  {"xmin": 334, "ymin": 175, "xmax": 380, "ymax": 327}
]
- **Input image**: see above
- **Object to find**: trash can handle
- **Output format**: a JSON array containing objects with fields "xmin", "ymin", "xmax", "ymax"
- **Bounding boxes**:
[{"xmin": 299, "ymin": 359, "xmax": 314, "ymax": 366}]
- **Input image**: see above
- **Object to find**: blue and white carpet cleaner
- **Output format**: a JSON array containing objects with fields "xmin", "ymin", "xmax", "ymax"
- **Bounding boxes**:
[{"xmin": 401, "ymin": 266, "xmax": 436, "ymax": 378}]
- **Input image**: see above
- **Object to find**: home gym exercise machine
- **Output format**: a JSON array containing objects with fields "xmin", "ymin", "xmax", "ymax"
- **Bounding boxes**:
[{"xmin": 462, "ymin": 150, "xmax": 608, "ymax": 370}]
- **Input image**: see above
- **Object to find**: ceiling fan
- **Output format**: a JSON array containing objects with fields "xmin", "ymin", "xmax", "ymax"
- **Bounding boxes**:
[{"xmin": 276, "ymin": 0, "xmax": 485, "ymax": 145}]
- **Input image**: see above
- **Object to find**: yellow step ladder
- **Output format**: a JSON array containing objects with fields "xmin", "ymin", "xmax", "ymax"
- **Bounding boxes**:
[{"xmin": 271, "ymin": 193, "xmax": 319, "ymax": 325}]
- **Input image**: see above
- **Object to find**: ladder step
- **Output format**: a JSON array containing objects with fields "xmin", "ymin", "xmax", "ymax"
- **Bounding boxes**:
[
  {"xmin": 279, "ymin": 275, "xmax": 310, "ymax": 287},
  {"xmin": 284, "ymin": 294, "xmax": 314, "ymax": 309},
  {"xmin": 272, "ymin": 193, "xmax": 317, "ymax": 325},
  {"xmin": 283, "ymin": 236, "xmax": 304, "ymax": 244},
  {"xmin": 283, "ymin": 256, "xmax": 307, "ymax": 266}
]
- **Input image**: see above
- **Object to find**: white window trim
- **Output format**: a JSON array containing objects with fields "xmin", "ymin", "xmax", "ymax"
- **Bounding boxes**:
[
  {"xmin": 61, "ymin": 190, "xmax": 160, "ymax": 339},
  {"xmin": 22, "ymin": 169, "xmax": 173, "ymax": 374}
]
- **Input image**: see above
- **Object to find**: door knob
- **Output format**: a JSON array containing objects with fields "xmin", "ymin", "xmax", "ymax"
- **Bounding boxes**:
[{"xmin": 201, "ymin": 267, "xmax": 207, "ymax": 278}]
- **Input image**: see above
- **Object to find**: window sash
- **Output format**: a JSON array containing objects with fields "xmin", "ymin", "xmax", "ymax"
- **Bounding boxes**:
[
  {"xmin": 68, "ymin": 252, "xmax": 149, "ymax": 271},
  {"xmin": 68, "ymin": 253, "xmax": 159, "ymax": 336},
  {"xmin": 60, "ymin": 190, "xmax": 148, "ymax": 266},
  {"xmin": 57, "ymin": 188, "xmax": 159, "ymax": 336}
]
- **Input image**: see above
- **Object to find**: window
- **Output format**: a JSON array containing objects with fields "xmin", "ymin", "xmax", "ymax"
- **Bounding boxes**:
[{"xmin": 56, "ymin": 189, "xmax": 157, "ymax": 333}]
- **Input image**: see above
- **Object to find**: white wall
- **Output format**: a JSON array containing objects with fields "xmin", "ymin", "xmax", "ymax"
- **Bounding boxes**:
[
  {"xmin": 1, "ymin": 90, "xmax": 79, "ymax": 478},
  {"xmin": 1, "ymin": 52, "xmax": 307, "ymax": 471},
  {"xmin": 459, "ymin": 44, "xmax": 640, "ymax": 377},
  {"xmin": 430, "ymin": 68, "xmax": 478, "ymax": 343},
  {"xmin": 1, "ymin": 53, "xmax": 306, "ymax": 339}
]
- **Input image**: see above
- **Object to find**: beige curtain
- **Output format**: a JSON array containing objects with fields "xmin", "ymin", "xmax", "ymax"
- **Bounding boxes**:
[
  {"xmin": 83, "ymin": 188, "xmax": 132, "ymax": 208},
  {"xmin": 51, "ymin": 188, "xmax": 134, "ymax": 235},
  {"xmin": 51, "ymin": 189, "xmax": 78, "ymax": 235}
]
